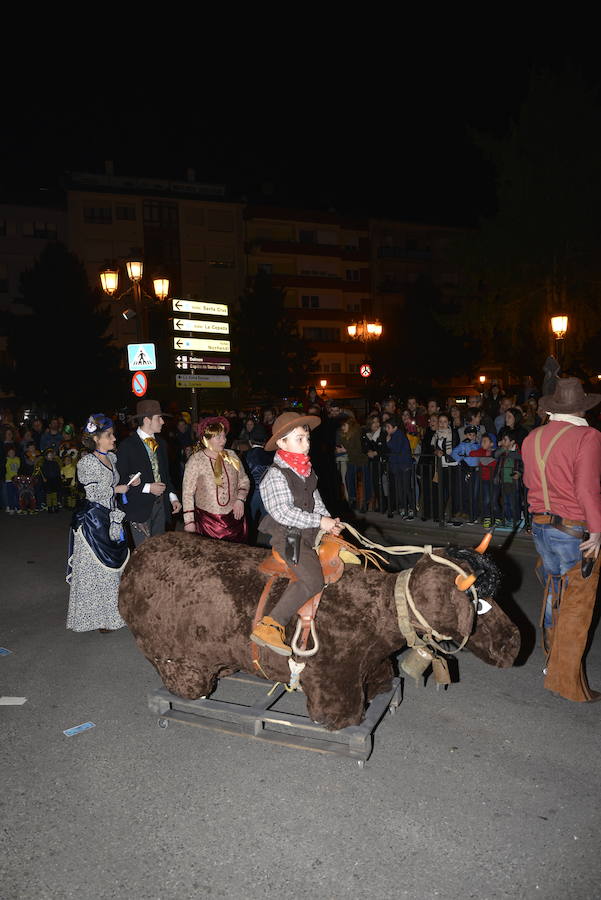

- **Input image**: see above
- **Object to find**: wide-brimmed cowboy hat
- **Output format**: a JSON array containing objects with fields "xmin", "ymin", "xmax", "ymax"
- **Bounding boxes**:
[
  {"xmin": 265, "ymin": 411, "xmax": 322, "ymax": 451},
  {"xmin": 539, "ymin": 377, "xmax": 601, "ymax": 415}
]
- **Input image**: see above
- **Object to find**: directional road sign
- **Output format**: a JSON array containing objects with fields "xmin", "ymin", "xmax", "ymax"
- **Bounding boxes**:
[
  {"xmin": 172, "ymin": 318, "xmax": 230, "ymax": 335},
  {"xmin": 172, "ymin": 298, "xmax": 228, "ymax": 316},
  {"xmin": 131, "ymin": 372, "xmax": 148, "ymax": 397},
  {"xmin": 360, "ymin": 363, "xmax": 372, "ymax": 378},
  {"xmin": 175, "ymin": 373, "xmax": 231, "ymax": 389},
  {"xmin": 173, "ymin": 337, "xmax": 230, "ymax": 353},
  {"xmin": 175, "ymin": 355, "xmax": 231, "ymax": 371},
  {"xmin": 128, "ymin": 343, "xmax": 157, "ymax": 371}
]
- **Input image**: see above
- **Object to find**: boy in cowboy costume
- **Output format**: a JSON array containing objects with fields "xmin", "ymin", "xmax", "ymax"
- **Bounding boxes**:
[
  {"xmin": 251, "ymin": 411, "xmax": 343, "ymax": 656},
  {"xmin": 522, "ymin": 377, "xmax": 601, "ymax": 702}
]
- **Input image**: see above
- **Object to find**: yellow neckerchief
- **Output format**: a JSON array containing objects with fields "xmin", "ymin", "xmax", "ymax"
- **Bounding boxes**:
[{"xmin": 200, "ymin": 439, "xmax": 241, "ymax": 486}]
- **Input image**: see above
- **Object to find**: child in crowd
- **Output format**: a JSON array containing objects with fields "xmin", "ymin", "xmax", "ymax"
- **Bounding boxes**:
[
  {"xmin": 61, "ymin": 449, "xmax": 79, "ymax": 509},
  {"xmin": 494, "ymin": 431, "xmax": 524, "ymax": 525},
  {"xmin": 41, "ymin": 448, "xmax": 61, "ymax": 513},
  {"xmin": 5, "ymin": 445, "xmax": 21, "ymax": 514},
  {"xmin": 451, "ymin": 424, "xmax": 481, "ymax": 521},
  {"xmin": 469, "ymin": 434, "xmax": 498, "ymax": 526}
]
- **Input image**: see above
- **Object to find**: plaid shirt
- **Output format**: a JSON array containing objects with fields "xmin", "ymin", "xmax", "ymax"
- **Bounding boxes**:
[{"xmin": 260, "ymin": 459, "xmax": 329, "ymax": 529}]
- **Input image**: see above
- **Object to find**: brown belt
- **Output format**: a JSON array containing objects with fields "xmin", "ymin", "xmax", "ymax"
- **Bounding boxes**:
[{"xmin": 532, "ymin": 513, "xmax": 586, "ymax": 537}]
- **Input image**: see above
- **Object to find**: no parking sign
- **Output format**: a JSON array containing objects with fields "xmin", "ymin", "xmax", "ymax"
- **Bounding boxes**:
[{"xmin": 132, "ymin": 372, "xmax": 148, "ymax": 397}]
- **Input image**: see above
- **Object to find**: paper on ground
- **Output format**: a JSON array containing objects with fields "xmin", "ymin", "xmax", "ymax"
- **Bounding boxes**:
[{"xmin": 0, "ymin": 697, "xmax": 27, "ymax": 705}]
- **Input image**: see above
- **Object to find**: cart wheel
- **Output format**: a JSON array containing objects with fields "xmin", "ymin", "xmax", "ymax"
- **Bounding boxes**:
[
  {"xmin": 157, "ymin": 717, "xmax": 169, "ymax": 729},
  {"xmin": 357, "ymin": 760, "xmax": 366, "ymax": 769}
]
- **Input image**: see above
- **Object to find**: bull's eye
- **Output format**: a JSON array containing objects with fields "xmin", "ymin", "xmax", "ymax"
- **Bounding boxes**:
[{"xmin": 477, "ymin": 598, "xmax": 492, "ymax": 615}]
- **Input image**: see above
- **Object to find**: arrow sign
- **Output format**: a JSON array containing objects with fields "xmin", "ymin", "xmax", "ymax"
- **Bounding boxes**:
[
  {"xmin": 172, "ymin": 298, "xmax": 228, "ymax": 316},
  {"xmin": 173, "ymin": 318, "xmax": 230, "ymax": 335},
  {"xmin": 173, "ymin": 337, "xmax": 231, "ymax": 353}
]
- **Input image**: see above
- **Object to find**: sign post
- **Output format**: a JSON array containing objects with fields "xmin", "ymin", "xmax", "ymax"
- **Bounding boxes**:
[{"xmin": 170, "ymin": 302, "xmax": 232, "ymax": 419}]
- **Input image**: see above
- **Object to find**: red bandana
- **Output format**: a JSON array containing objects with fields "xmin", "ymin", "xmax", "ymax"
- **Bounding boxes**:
[{"xmin": 276, "ymin": 449, "xmax": 312, "ymax": 478}]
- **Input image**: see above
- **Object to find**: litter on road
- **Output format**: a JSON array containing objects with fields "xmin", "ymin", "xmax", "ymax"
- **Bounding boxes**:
[
  {"xmin": 0, "ymin": 697, "xmax": 27, "ymax": 705},
  {"xmin": 0, "ymin": 648, "xmax": 13, "ymax": 656},
  {"xmin": 63, "ymin": 722, "xmax": 95, "ymax": 736}
]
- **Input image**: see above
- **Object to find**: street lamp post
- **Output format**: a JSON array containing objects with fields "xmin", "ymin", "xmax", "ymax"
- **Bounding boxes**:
[
  {"xmin": 100, "ymin": 259, "xmax": 170, "ymax": 344},
  {"xmin": 347, "ymin": 313, "xmax": 383, "ymax": 414},
  {"xmin": 550, "ymin": 315, "xmax": 568, "ymax": 367}
]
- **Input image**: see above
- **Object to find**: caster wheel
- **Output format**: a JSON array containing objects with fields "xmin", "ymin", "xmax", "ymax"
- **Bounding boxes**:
[
  {"xmin": 157, "ymin": 717, "xmax": 169, "ymax": 729},
  {"xmin": 357, "ymin": 760, "xmax": 366, "ymax": 769}
]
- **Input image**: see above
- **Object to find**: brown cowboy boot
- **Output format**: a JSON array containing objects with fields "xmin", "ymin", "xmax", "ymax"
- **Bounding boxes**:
[
  {"xmin": 544, "ymin": 556, "xmax": 601, "ymax": 702},
  {"xmin": 251, "ymin": 616, "xmax": 292, "ymax": 656}
]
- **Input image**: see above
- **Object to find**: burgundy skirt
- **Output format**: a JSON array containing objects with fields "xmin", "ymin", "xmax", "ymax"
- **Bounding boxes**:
[{"xmin": 194, "ymin": 507, "xmax": 248, "ymax": 544}]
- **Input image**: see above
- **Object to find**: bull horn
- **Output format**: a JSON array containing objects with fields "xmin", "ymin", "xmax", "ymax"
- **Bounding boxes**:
[
  {"xmin": 455, "ymin": 573, "xmax": 477, "ymax": 592},
  {"xmin": 474, "ymin": 533, "xmax": 492, "ymax": 554}
]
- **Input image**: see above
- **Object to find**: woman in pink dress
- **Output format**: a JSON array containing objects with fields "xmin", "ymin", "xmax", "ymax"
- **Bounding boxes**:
[{"xmin": 182, "ymin": 417, "xmax": 249, "ymax": 543}]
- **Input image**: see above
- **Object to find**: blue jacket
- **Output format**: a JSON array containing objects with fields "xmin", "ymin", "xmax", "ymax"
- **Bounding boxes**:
[
  {"xmin": 385, "ymin": 428, "xmax": 413, "ymax": 471},
  {"xmin": 451, "ymin": 439, "xmax": 481, "ymax": 467}
]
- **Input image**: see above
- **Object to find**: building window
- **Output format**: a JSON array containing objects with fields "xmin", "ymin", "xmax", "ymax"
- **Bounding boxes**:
[
  {"xmin": 143, "ymin": 201, "xmax": 178, "ymax": 226},
  {"xmin": 345, "ymin": 269, "xmax": 360, "ymax": 281},
  {"xmin": 84, "ymin": 207, "xmax": 112, "ymax": 225},
  {"xmin": 22, "ymin": 221, "xmax": 58, "ymax": 238},
  {"xmin": 330, "ymin": 362, "xmax": 341, "ymax": 373},
  {"xmin": 346, "ymin": 302, "xmax": 361, "ymax": 312},
  {"xmin": 0, "ymin": 262, "xmax": 8, "ymax": 293},
  {"xmin": 349, "ymin": 363, "xmax": 361, "ymax": 374},
  {"xmin": 207, "ymin": 209, "xmax": 234, "ymax": 232},
  {"xmin": 116, "ymin": 205, "xmax": 136, "ymax": 221},
  {"xmin": 299, "ymin": 229, "xmax": 315, "ymax": 243},
  {"xmin": 303, "ymin": 327, "xmax": 339, "ymax": 341},
  {"xmin": 301, "ymin": 295, "xmax": 319, "ymax": 308},
  {"xmin": 258, "ymin": 263, "xmax": 273, "ymax": 274}
]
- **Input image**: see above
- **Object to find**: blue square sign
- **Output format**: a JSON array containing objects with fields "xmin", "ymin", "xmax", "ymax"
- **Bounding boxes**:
[{"xmin": 127, "ymin": 343, "xmax": 157, "ymax": 371}]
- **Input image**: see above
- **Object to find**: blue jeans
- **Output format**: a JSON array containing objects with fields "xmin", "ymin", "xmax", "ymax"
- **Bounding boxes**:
[{"xmin": 531, "ymin": 521, "xmax": 583, "ymax": 626}]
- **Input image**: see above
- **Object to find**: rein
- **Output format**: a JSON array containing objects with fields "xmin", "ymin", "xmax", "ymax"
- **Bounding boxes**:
[{"xmin": 341, "ymin": 522, "xmax": 477, "ymax": 654}]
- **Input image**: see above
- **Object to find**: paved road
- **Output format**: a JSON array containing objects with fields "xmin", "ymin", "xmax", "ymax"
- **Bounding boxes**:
[{"xmin": 2, "ymin": 512, "xmax": 600, "ymax": 899}]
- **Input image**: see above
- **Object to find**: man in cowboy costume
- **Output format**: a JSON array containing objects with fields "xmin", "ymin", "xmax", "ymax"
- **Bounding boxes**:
[
  {"xmin": 251, "ymin": 411, "xmax": 343, "ymax": 656},
  {"xmin": 522, "ymin": 377, "xmax": 601, "ymax": 702}
]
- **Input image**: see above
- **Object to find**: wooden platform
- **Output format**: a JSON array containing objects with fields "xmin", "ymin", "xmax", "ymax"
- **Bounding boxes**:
[{"xmin": 147, "ymin": 672, "xmax": 402, "ymax": 766}]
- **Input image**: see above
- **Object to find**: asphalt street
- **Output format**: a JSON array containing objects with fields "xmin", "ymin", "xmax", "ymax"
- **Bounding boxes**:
[{"xmin": 2, "ymin": 511, "xmax": 600, "ymax": 899}]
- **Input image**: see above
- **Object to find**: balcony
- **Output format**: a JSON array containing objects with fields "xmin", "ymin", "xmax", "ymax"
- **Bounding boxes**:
[{"xmin": 245, "ymin": 237, "xmax": 370, "ymax": 262}]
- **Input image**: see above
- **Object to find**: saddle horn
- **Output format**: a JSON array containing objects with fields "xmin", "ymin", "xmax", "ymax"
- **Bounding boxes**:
[{"xmin": 455, "ymin": 573, "xmax": 477, "ymax": 592}]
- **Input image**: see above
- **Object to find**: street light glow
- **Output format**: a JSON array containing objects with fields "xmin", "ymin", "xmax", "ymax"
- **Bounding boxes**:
[
  {"xmin": 551, "ymin": 315, "xmax": 568, "ymax": 339},
  {"xmin": 100, "ymin": 268, "xmax": 119, "ymax": 296},
  {"xmin": 126, "ymin": 259, "xmax": 144, "ymax": 282},
  {"xmin": 153, "ymin": 277, "xmax": 170, "ymax": 301}
]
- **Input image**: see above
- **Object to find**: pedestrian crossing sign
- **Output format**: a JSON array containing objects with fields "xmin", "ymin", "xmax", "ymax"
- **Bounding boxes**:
[{"xmin": 127, "ymin": 343, "xmax": 157, "ymax": 371}]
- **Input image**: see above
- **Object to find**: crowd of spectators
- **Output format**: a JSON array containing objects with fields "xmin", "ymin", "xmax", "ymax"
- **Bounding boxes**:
[{"xmin": 0, "ymin": 380, "xmax": 574, "ymax": 532}]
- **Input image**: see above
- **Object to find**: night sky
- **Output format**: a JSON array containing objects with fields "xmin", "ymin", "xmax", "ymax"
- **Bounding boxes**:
[{"xmin": 3, "ymin": 34, "xmax": 598, "ymax": 227}]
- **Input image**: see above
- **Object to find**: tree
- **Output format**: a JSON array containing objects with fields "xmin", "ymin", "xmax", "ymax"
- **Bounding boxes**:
[
  {"xmin": 0, "ymin": 242, "xmax": 123, "ymax": 419},
  {"xmin": 447, "ymin": 66, "xmax": 601, "ymax": 376},
  {"xmin": 231, "ymin": 271, "xmax": 316, "ymax": 399}
]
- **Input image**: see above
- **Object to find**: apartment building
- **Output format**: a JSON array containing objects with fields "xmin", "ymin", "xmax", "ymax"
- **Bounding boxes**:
[
  {"xmin": 245, "ymin": 206, "xmax": 372, "ymax": 395},
  {"xmin": 65, "ymin": 168, "xmax": 245, "ymax": 348}
]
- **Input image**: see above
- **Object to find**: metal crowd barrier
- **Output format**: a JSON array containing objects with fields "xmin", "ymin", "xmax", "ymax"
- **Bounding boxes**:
[{"xmin": 340, "ymin": 453, "xmax": 528, "ymax": 528}]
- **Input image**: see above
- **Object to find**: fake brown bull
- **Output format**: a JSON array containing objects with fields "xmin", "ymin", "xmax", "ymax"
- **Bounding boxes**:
[{"xmin": 118, "ymin": 533, "xmax": 520, "ymax": 731}]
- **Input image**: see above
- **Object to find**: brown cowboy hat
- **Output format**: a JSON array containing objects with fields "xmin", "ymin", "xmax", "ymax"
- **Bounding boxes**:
[
  {"xmin": 539, "ymin": 377, "xmax": 601, "ymax": 415},
  {"xmin": 265, "ymin": 411, "xmax": 322, "ymax": 451},
  {"xmin": 136, "ymin": 399, "xmax": 171, "ymax": 418}
]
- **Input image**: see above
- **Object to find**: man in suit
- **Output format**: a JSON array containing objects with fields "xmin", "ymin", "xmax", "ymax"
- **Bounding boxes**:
[{"xmin": 116, "ymin": 399, "xmax": 182, "ymax": 546}]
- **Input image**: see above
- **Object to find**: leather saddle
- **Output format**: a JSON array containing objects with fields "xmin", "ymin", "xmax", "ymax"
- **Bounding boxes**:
[{"xmin": 252, "ymin": 534, "xmax": 356, "ymax": 663}]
